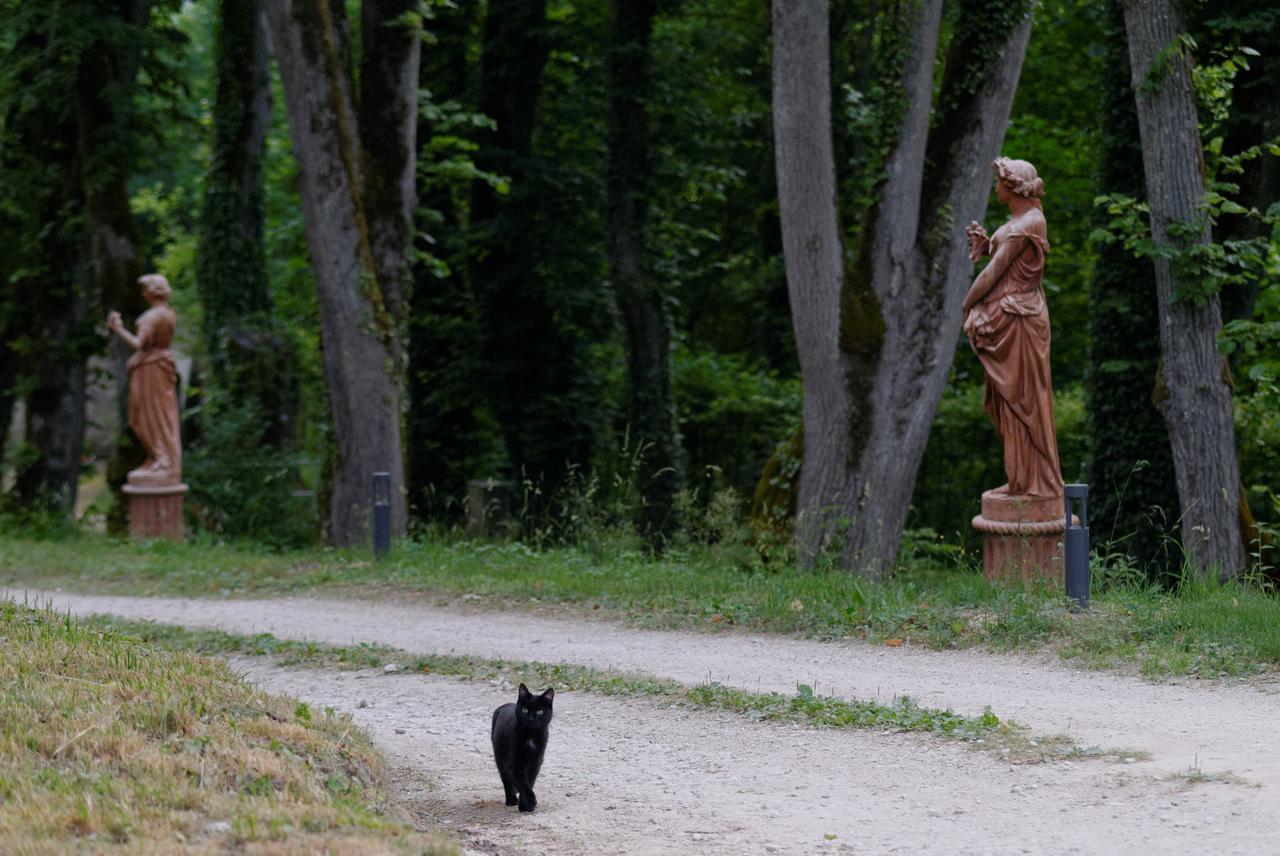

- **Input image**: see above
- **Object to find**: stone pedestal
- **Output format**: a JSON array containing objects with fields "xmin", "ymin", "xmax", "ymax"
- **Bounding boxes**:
[
  {"xmin": 466, "ymin": 479, "xmax": 517, "ymax": 537},
  {"xmin": 123, "ymin": 482, "xmax": 188, "ymax": 541},
  {"xmin": 971, "ymin": 490, "xmax": 1068, "ymax": 584}
]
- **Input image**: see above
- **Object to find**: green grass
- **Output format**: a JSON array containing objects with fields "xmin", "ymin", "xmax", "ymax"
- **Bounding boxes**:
[
  {"xmin": 3, "ymin": 530, "xmax": 1279, "ymax": 679},
  {"xmin": 0, "ymin": 600, "xmax": 453, "ymax": 854},
  {"xmin": 82, "ymin": 613, "xmax": 1030, "ymax": 753}
]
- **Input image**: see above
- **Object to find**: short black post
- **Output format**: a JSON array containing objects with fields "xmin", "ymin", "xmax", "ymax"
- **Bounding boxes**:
[
  {"xmin": 1064, "ymin": 484, "xmax": 1089, "ymax": 611},
  {"xmin": 372, "ymin": 471, "xmax": 391, "ymax": 559}
]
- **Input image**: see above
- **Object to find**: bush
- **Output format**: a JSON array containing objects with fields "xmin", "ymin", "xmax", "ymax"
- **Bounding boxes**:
[
  {"xmin": 673, "ymin": 347, "xmax": 799, "ymax": 502},
  {"xmin": 184, "ymin": 398, "xmax": 317, "ymax": 548}
]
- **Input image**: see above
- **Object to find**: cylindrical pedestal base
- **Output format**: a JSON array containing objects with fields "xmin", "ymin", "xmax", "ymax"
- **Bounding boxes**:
[
  {"xmin": 123, "ymin": 482, "xmax": 188, "ymax": 541},
  {"xmin": 971, "ymin": 490, "xmax": 1067, "ymax": 584},
  {"xmin": 466, "ymin": 479, "xmax": 516, "ymax": 537}
]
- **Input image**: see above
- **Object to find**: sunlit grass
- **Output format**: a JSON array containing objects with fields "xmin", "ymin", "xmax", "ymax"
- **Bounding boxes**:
[{"xmin": 0, "ymin": 599, "xmax": 452, "ymax": 854}]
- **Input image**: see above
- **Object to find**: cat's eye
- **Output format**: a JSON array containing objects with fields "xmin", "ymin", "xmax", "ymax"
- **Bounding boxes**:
[
  {"xmin": 521, "ymin": 707, "xmax": 528, "ymax": 713},
  {"xmin": 536, "ymin": 710, "xmax": 543, "ymax": 716}
]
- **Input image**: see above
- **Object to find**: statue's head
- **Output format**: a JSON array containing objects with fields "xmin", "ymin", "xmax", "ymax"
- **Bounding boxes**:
[
  {"xmin": 138, "ymin": 273, "xmax": 172, "ymax": 303},
  {"xmin": 992, "ymin": 157, "xmax": 1044, "ymax": 203}
]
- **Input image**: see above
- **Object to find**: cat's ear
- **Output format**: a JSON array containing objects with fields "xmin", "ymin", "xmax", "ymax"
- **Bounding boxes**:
[
  {"xmin": 541, "ymin": 687, "xmax": 555, "ymax": 703},
  {"xmin": 518, "ymin": 683, "xmax": 530, "ymax": 700}
]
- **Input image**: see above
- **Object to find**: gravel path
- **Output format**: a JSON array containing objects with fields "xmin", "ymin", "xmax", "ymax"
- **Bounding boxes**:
[{"xmin": 14, "ymin": 589, "xmax": 1280, "ymax": 854}]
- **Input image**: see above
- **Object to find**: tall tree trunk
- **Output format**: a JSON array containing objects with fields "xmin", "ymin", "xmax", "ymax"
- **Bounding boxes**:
[
  {"xmin": 360, "ymin": 0, "xmax": 421, "ymax": 344},
  {"xmin": 0, "ymin": 22, "xmax": 94, "ymax": 514},
  {"xmin": 15, "ymin": 258, "xmax": 91, "ymax": 512},
  {"xmin": 407, "ymin": 0, "xmax": 484, "ymax": 519},
  {"xmin": 266, "ymin": 0, "xmax": 408, "ymax": 545},
  {"xmin": 607, "ymin": 0, "xmax": 682, "ymax": 543},
  {"xmin": 75, "ymin": 0, "xmax": 153, "ymax": 532},
  {"xmin": 1086, "ymin": 0, "xmax": 1180, "ymax": 575},
  {"xmin": 1122, "ymin": 0, "xmax": 1247, "ymax": 578},
  {"xmin": 470, "ymin": 0, "xmax": 596, "ymax": 496},
  {"xmin": 198, "ymin": 0, "xmax": 299, "ymax": 453},
  {"xmin": 774, "ymin": 0, "xmax": 1033, "ymax": 575}
]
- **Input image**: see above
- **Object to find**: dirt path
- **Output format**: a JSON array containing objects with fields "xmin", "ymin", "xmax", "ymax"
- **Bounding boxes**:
[
  {"xmin": 14, "ymin": 589, "xmax": 1280, "ymax": 854},
  {"xmin": 232, "ymin": 658, "xmax": 1272, "ymax": 856}
]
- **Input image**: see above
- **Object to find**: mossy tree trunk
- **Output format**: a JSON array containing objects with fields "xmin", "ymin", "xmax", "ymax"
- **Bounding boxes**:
[
  {"xmin": 606, "ymin": 0, "xmax": 683, "ymax": 545},
  {"xmin": 1122, "ymin": 0, "xmax": 1247, "ymax": 578},
  {"xmin": 773, "ymin": 0, "xmax": 1033, "ymax": 576},
  {"xmin": 198, "ymin": 0, "xmax": 298, "ymax": 454},
  {"xmin": 1085, "ymin": 0, "xmax": 1180, "ymax": 575},
  {"xmin": 266, "ymin": 0, "xmax": 418, "ymax": 546}
]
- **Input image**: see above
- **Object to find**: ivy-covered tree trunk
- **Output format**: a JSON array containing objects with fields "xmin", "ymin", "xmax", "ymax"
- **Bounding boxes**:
[
  {"xmin": 470, "ymin": 0, "xmax": 597, "ymax": 497},
  {"xmin": 774, "ymin": 0, "xmax": 1033, "ymax": 575},
  {"xmin": 1122, "ymin": 0, "xmax": 1247, "ymax": 578},
  {"xmin": 198, "ymin": 0, "xmax": 297, "ymax": 449},
  {"xmin": 407, "ymin": 0, "xmax": 485, "ymax": 519},
  {"xmin": 1086, "ymin": 0, "xmax": 1180, "ymax": 574},
  {"xmin": 606, "ymin": 0, "xmax": 682, "ymax": 544},
  {"xmin": 266, "ymin": 0, "xmax": 409, "ymax": 545}
]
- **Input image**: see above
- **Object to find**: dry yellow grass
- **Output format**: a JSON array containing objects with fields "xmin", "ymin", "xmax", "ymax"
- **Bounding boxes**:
[{"xmin": 0, "ymin": 599, "xmax": 454, "ymax": 854}]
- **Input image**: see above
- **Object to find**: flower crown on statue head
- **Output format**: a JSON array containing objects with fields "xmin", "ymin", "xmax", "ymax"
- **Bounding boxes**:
[{"xmin": 992, "ymin": 157, "xmax": 1045, "ymax": 200}]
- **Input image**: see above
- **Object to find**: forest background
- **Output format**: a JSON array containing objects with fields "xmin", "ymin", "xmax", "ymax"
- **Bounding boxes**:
[{"xmin": 0, "ymin": 0, "xmax": 1276, "ymax": 582}]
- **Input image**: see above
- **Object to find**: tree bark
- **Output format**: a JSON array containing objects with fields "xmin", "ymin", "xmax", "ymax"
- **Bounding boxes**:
[
  {"xmin": 266, "ymin": 0, "xmax": 407, "ymax": 545},
  {"xmin": 1122, "ymin": 0, "xmax": 1247, "ymax": 578},
  {"xmin": 360, "ymin": 0, "xmax": 421, "ymax": 345},
  {"xmin": 1086, "ymin": 0, "xmax": 1180, "ymax": 575},
  {"xmin": 74, "ymin": 2, "xmax": 152, "ymax": 532},
  {"xmin": 607, "ymin": 0, "xmax": 682, "ymax": 543},
  {"xmin": 774, "ymin": 0, "xmax": 1033, "ymax": 575}
]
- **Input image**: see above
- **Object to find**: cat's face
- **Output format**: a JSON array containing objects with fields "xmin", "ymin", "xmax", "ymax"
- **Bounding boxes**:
[{"xmin": 516, "ymin": 683, "xmax": 554, "ymax": 727}]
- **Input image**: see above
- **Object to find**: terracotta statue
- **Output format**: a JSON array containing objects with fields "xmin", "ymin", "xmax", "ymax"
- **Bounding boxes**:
[
  {"xmin": 962, "ymin": 158, "xmax": 1063, "ymax": 499},
  {"xmin": 107, "ymin": 274, "xmax": 182, "ymax": 487}
]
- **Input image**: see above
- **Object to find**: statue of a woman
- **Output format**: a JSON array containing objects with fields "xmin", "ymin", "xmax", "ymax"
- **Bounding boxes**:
[
  {"xmin": 962, "ymin": 158, "xmax": 1063, "ymax": 499},
  {"xmin": 107, "ymin": 274, "xmax": 182, "ymax": 487}
]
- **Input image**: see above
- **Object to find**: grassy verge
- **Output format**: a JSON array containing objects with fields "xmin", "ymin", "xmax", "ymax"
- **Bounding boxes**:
[
  {"xmin": 3, "ymin": 531, "xmax": 1279, "ymax": 679},
  {"xmin": 82, "ymin": 613, "xmax": 1134, "ymax": 764},
  {"xmin": 0, "ymin": 601, "xmax": 452, "ymax": 854}
]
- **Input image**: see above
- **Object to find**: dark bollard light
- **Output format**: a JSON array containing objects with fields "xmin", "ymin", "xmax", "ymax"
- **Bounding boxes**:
[
  {"xmin": 372, "ymin": 472, "xmax": 391, "ymax": 559},
  {"xmin": 1064, "ymin": 484, "xmax": 1089, "ymax": 610}
]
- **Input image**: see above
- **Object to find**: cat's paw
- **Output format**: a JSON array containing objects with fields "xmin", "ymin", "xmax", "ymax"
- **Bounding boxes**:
[
  {"xmin": 505, "ymin": 795, "xmax": 518, "ymax": 807},
  {"xmin": 518, "ymin": 793, "xmax": 537, "ymax": 813}
]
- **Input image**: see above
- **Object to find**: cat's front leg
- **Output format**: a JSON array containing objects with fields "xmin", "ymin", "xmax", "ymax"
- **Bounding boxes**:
[
  {"xmin": 502, "ymin": 778, "xmax": 518, "ymax": 807},
  {"xmin": 517, "ymin": 782, "xmax": 537, "ymax": 813}
]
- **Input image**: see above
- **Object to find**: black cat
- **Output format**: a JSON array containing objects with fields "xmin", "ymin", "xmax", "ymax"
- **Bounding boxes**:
[{"xmin": 491, "ymin": 683, "xmax": 555, "ymax": 812}]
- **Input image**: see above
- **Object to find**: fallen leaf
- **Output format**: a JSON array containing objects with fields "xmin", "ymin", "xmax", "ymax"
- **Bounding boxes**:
[
  {"xmin": 885, "ymin": 638, "xmax": 904, "ymax": 647},
  {"xmin": 711, "ymin": 614, "xmax": 725, "ymax": 623}
]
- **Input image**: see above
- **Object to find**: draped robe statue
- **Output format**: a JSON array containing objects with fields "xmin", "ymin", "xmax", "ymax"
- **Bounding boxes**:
[
  {"xmin": 962, "ymin": 158, "xmax": 1064, "ymax": 500},
  {"xmin": 107, "ymin": 274, "xmax": 182, "ymax": 487}
]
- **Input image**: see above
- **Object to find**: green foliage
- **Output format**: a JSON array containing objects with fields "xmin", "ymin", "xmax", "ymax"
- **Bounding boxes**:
[
  {"xmin": 184, "ymin": 395, "xmax": 317, "ymax": 548},
  {"xmin": 672, "ymin": 348, "xmax": 799, "ymax": 502}
]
